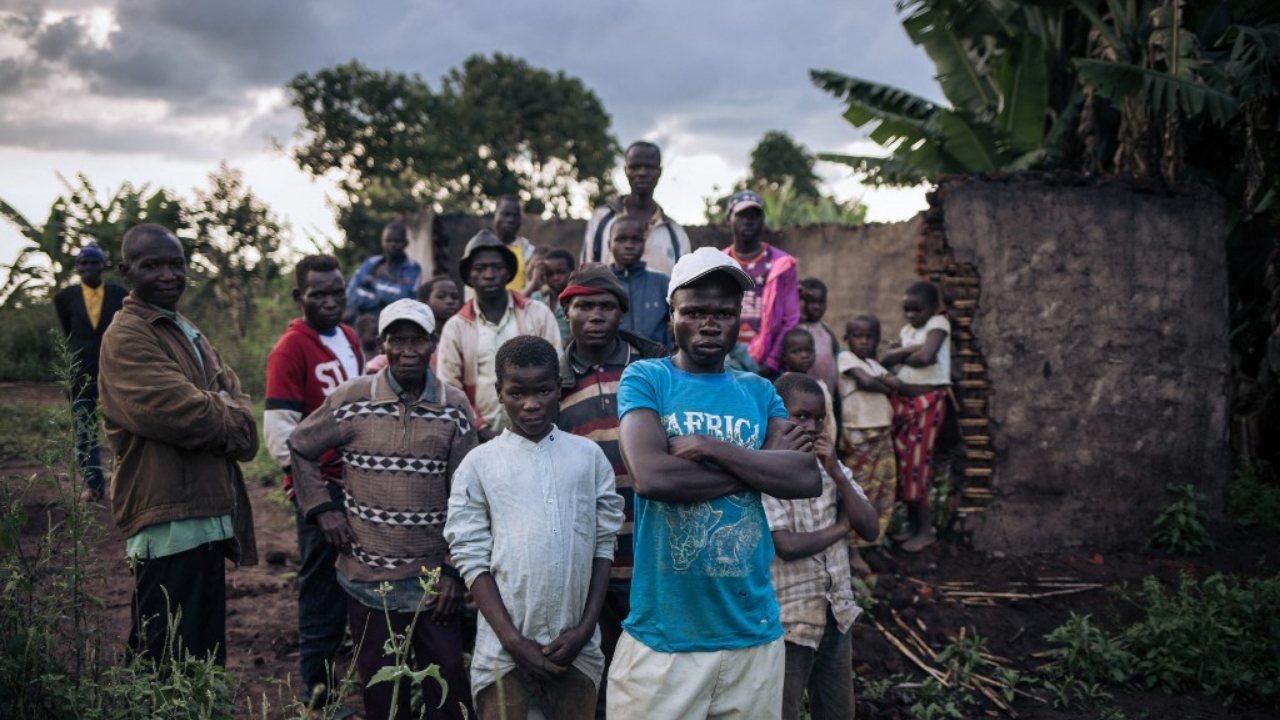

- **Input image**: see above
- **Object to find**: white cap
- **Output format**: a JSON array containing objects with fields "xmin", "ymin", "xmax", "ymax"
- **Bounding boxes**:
[
  {"xmin": 377, "ymin": 298, "xmax": 436, "ymax": 336},
  {"xmin": 667, "ymin": 247, "xmax": 755, "ymax": 302}
]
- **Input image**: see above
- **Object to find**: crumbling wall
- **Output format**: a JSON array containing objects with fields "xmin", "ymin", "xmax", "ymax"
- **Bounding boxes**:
[
  {"xmin": 432, "ymin": 214, "xmax": 921, "ymax": 326},
  {"xmin": 937, "ymin": 176, "xmax": 1231, "ymax": 553}
]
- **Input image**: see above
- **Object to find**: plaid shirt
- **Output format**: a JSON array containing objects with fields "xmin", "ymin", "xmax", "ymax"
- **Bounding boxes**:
[{"xmin": 762, "ymin": 461, "xmax": 865, "ymax": 648}]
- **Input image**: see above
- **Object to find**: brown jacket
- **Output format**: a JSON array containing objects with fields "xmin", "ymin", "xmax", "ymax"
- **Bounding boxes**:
[{"xmin": 99, "ymin": 296, "xmax": 259, "ymax": 565}]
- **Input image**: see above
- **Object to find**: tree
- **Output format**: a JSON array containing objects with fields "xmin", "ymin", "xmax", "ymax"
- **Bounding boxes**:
[
  {"xmin": 749, "ymin": 131, "xmax": 822, "ymax": 198},
  {"xmin": 288, "ymin": 54, "xmax": 619, "ymax": 252},
  {"xmin": 0, "ymin": 176, "xmax": 183, "ymax": 306},
  {"xmin": 704, "ymin": 131, "xmax": 867, "ymax": 226},
  {"xmin": 810, "ymin": 0, "xmax": 1280, "ymax": 468},
  {"xmin": 185, "ymin": 164, "xmax": 286, "ymax": 338}
]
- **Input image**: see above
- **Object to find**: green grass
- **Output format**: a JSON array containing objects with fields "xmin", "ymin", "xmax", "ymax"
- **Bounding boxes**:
[{"xmin": 0, "ymin": 402, "xmax": 69, "ymax": 466}]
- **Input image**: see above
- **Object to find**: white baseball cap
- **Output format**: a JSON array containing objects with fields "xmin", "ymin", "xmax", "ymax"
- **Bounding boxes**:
[
  {"xmin": 378, "ymin": 298, "xmax": 436, "ymax": 336},
  {"xmin": 667, "ymin": 247, "xmax": 755, "ymax": 302}
]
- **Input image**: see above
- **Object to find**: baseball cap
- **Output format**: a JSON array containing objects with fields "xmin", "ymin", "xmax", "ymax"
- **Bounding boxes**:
[
  {"xmin": 378, "ymin": 298, "xmax": 436, "ymax": 336},
  {"xmin": 727, "ymin": 190, "xmax": 765, "ymax": 217},
  {"xmin": 667, "ymin": 247, "xmax": 754, "ymax": 302}
]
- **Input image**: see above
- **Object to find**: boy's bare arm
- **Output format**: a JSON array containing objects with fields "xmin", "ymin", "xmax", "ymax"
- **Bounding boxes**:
[
  {"xmin": 543, "ymin": 557, "xmax": 611, "ymax": 666},
  {"xmin": 620, "ymin": 409, "xmax": 749, "ymax": 503},
  {"xmin": 469, "ymin": 572, "xmax": 566, "ymax": 681},
  {"xmin": 668, "ymin": 417, "xmax": 821, "ymax": 500},
  {"xmin": 830, "ymin": 466, "xmax": 880, "ymax": 542},
  {"xmin": 771, "ymin": 520, "xmax": 851, "ymax": 561}
]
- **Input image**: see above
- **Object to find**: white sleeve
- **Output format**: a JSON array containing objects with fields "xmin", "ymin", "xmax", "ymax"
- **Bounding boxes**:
[{"xmin": 263, "ymin": 408, "xmax": 302, "ymax": 468}]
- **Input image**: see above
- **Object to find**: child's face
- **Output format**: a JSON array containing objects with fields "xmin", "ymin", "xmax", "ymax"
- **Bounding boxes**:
[
  {"xmin": 611, "ymin": 220, "xmax": 646, "ymax": 269},
  {"xmin": 845, "ymin": 320, "xmax": 879, "ymax": 359},
  {"xmin": 784, "ymin": 390, "xmax": 826, "ymax": 439},
  {"xmin": 497, "ymin": 363, "xmax": 559, "ymax": 441},
  {"xmin": 783, "ymin": 334, "xmax": 816, "ymax": 374},
  {"xmin": 903, "ymin": 292, "xmax": 933, "ymax": 329},
  {"xmin": 800, "ymin": 287, "xmax": 827, "ymax": 323},
  {"xmin": 426, "ymin": 279, "xmax": 461, "ymax": 323},
  {"xmin": 545, "ymin": 259, "xmax": 572, "ymax": 296}
]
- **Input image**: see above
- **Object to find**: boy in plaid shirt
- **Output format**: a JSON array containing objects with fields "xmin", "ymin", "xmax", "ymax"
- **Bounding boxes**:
[{"xmin": 764, "ymin": 373, "xmax": 879, "ymax": 720}]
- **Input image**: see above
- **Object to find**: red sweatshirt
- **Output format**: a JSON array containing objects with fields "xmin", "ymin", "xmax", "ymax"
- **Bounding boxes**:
[{"xmin": 264, "ymin": 318, "xmax": 363, "ymax": 498}]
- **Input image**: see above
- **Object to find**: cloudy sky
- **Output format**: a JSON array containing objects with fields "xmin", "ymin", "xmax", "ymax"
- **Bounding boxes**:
[{"xmin": 0, "ymin": 0, "xmax": 942, "ymax": 267}]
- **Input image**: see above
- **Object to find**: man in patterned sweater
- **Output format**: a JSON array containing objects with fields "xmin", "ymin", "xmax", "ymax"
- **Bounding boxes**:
[
  {"xmin": 263, "ymin": 254, "xmax": 363, "ymax": 712},
  {"xmin": 290, "ymin": 299, "xmax": 477, "ymax": 720}
]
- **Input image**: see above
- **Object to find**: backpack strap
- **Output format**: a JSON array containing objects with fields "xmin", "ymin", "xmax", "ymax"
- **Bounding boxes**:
[
  {"xmin": 666, "ymin": 222, "xmax": 680, "ymax": 261},
  {"xmin": 590, "ymin": 208, "xmax": 617, "ymax": 263}
]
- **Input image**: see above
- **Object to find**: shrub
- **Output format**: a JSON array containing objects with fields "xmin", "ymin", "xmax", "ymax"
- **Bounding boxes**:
[
  {"xmin": 1230, "ymin": 461, "xmax": 1280, "ymax": 532},
  {"xmin": 1042, "ymin": 573, "xmax": 1280, "ymax": 704},
  {"xmin": 0, "ymin": 303, "xmax": 59, "ymax": 382},
  {"xmin": 1149, "ymin": 483, "xmax": 1214, "ymax": 554}
]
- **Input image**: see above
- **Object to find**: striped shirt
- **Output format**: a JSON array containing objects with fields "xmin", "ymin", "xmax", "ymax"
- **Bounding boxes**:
[{"xmin": 559, "ymin": 334, "xmax": 664, "ymax": 590}]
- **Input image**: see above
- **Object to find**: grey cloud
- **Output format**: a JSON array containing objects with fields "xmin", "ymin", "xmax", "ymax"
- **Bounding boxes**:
[
  {"xmin": 0, "ymin": 0, "xmax": 941, "ymax": 171},
  {"xmin": 31, "ymin": 15, "xmax": 82, "ymax": 59}
]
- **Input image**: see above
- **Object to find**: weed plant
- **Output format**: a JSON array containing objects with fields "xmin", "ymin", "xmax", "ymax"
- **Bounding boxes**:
[
  {"xmin": 1042, "ymin": 573, "xmax": 1280, "ymax": 705},
  {"xmin": 1149, "ymin": 483, "xmax": 1214, "ymax": 554},
  {"xmin": 0, "ymin": 334, "xmax": 237, "ymax": 719},
  {"xmin": 1229, "ymin": 461, "xmax": 1280, "ymax": 532}
]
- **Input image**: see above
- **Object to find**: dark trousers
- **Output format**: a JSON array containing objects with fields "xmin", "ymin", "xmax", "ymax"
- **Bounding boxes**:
[
  {"xmin": 594, "ymin": 589, "xmax": 630, "ymax": 718},
  {"xmin": 70, "ymin": 382, "xmax": 104, "ymax": 494},
  {"xmin": 129, "ymin": 541, "xmax": 228, "ymax": 667},
  {"xmin": 781, "ymin": 608, "xmax": 853, "ymax": 720},
  {"xmin": 476, "ymin": 667, "xmax": 597, "ymax": 720},
  {"xmin": 294, "ymin": 487, "xmax": 348, "ymax": 702},
  {"xmin": 347, "ymin": 595, "xmax": 473, "ymax": 720}
]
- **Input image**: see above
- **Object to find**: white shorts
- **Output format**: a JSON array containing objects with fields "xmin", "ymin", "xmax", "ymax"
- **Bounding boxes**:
[{"xmin": 605, "ymin": 631, "xmax": 784, "ymax": 720}]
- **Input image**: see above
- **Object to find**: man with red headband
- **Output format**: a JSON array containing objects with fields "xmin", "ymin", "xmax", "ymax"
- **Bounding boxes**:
[{"xmin": 556, "ymin": 265, "xmax": 666, "ymax": 714}]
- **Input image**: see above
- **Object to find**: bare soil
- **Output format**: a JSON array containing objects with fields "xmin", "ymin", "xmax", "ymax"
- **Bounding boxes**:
[{"xmin": 3, "ymin": 382, "xmax": 1277, "ymax": 720}]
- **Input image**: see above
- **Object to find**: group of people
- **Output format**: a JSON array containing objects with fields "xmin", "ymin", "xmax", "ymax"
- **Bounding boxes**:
[{"xmin": 58, "ymin": 140, "xmax": 956, "ymax": 720}]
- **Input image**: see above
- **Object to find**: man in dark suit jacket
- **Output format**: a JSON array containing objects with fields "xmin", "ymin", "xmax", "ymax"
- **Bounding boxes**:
[{"xmin": 54, "ymin": 244, "xmax": 128, "ymax": 501}]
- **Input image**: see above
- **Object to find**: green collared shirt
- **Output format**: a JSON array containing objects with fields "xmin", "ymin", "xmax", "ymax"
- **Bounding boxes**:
[{"xmin": 384, "ymin": 368, "xmax": 438, "ymax": 405}]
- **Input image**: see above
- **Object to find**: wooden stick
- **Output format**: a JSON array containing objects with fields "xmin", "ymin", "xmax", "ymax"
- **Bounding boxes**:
[
  {"xmin": 892, "ymin": 610, "xmax": 936, "ymax": 660},
  {"xmin": 973, "ymin": 678, "xmax": 1017, "ymax": 717},
  {"xmin": 1025, "ymin": 586, "xmax": 1104, "ymax": 600},
  {"xmin": 871, "ymin": 620, "xmax": 950, "ymax": 687}
]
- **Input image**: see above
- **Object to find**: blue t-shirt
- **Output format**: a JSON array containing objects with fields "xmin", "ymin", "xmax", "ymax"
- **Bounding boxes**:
[{"xmin": 616, "ymin": 357, "xmax": 788, "ymax": 652}]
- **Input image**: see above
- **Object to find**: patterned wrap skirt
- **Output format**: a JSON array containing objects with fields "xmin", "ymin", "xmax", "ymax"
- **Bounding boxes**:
[
  {"xmin": 890, "ymin": 389, "xmax": 948, "ymax": 504},
  {"xmin": 842, "ymin": 425, "xmax": 897, "ymax": 546}
]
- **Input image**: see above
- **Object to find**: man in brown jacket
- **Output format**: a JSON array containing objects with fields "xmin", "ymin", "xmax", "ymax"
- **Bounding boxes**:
[{"xmin": 99, "ymin": 224, "xmax": 259, "ymax": 667}]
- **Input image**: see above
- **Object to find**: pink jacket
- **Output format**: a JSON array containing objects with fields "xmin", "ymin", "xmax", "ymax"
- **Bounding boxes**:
[{"xmin": 725, "ymin": 244, "xmax": 800, "ymax": 373}]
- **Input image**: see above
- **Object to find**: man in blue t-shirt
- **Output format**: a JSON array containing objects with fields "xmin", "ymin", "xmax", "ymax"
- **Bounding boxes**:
[{"xmin": 610, "ymin": 247, "xmax": 822, "ymax": 719}]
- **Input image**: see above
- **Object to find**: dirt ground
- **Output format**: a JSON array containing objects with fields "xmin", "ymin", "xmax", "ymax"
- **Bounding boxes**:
[{"xmin": 3, "ymin": 382, "xmax": 1277, "ymax": 720}]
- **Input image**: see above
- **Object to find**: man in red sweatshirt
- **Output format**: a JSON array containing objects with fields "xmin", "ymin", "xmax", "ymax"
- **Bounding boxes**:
[{"xmin": 264, "ymin": 254, "xmax": 363, "ymax": 713}]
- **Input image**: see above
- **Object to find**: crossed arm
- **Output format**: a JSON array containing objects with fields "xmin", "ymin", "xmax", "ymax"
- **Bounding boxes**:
[
  {"xmin": 771, "ymin": 435, "xmax": 880, "ymax": 561},
  {"xmin": 619, "ymin": 411, "xmax": 821, "ymax": 503},
  {"xmin": 881, "ymin": 328, "xmax": 947, "ymax": 368}
]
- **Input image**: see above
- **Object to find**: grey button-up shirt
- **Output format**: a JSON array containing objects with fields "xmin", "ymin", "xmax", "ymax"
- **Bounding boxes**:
[{"xmin": 444, "ymin": 426, "xmax": 624, "ymax": 695}]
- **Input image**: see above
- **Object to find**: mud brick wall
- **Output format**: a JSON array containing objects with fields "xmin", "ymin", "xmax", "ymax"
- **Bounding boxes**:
[
  {"xmin": 429, "ymin": 214, "xmax": 921, "ymax": 329},
  {"xmin": 935, "ymin": 176, "xmax": 1230, "ymax": 554}
]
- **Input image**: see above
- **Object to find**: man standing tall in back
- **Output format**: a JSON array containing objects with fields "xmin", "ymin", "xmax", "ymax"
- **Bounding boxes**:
[
  {"xmin": 55, "ymin": 243, "xmax": 128, "ymax": 502},
  {"xmin": 99, "ymin": 224, "xmax": 259, "ymax": 666},
  {"xmin": 582, "ymin": 141, "xmax": 691, "ymax": 276}
]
